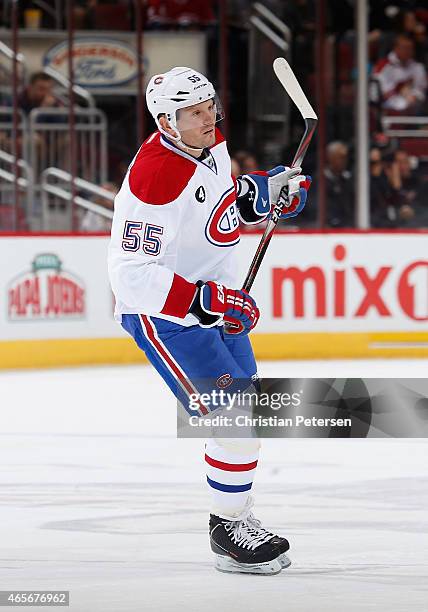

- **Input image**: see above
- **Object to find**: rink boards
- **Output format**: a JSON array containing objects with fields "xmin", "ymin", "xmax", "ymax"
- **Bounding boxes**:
[{"xmin": 0, "ymin": 231, "xmax": 427, "ymax": 368}]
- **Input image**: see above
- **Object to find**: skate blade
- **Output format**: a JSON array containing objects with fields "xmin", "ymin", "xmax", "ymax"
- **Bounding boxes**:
[
  {"xmin": 278, "ymin": 553, "xmax": 291, "ymax": 569},
  {"xmin": 214, "ymin": 554, "xmax": 282, "ymax": 575}
]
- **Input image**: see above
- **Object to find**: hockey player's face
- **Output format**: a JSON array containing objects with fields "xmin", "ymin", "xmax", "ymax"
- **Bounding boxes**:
[{"xmin": 177, "ymin": 100, "xmax": 216, "ymax": 149}]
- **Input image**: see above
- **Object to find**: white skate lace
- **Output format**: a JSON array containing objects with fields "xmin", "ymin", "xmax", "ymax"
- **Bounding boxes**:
[
  {"xmin": 247, "ymin": 513, "xmax": 277, "ymax": 537},
  {"xmin": 223, "ymin": 512, "xmax": 275, "ymax": 551}
]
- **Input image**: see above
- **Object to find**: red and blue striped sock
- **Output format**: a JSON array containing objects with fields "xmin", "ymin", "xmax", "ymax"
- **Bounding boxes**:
[{"xmin": 205, "ymin": 439, "xmax": 259, "ymax": 519}]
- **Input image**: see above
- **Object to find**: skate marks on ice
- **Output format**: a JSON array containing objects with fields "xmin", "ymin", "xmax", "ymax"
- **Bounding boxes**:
[
  {"xmin": 4, "ymin": 464, "xmax": 427, "ymax": 587},
  {"xmin": 1, "ymin": 365, "xmax": 428, "ymax": 611},
  {"xmin": 4, "ymin": 477, "xmax": 426, "ymax": 594}
]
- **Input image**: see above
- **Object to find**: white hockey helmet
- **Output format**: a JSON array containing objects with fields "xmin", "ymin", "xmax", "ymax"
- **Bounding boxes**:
[{"xmin": 146, "ymin": 66, "xmax": 223, "ymax": 143}]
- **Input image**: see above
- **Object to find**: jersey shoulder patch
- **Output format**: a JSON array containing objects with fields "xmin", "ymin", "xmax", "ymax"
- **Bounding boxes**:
[{"xmin": 129, "ymin": 133, "xmax": 197, "ymax": 205}]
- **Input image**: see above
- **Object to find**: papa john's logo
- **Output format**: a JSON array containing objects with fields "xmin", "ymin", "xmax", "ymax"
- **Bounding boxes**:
[
  {"xmin": 205, "ymin": 186, "xmax": 240, "ymax": 247},
  {"xmin": 7, "ymin": 253, "xmax": 86, "ymax": 321}
]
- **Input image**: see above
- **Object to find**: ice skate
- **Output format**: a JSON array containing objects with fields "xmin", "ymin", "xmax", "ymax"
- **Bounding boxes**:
[{"xmin": 209, "ymin": 509, "xmax": 290, "ymax": 575}]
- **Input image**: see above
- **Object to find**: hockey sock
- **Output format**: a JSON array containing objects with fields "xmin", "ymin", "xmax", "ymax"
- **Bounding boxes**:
[{"xmin": 205, "ymin": 438, "xmax": 260, "ymax": 519}]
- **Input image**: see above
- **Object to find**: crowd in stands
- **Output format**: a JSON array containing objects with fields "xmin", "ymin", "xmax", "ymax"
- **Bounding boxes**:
[
  {"xmin": 229, "ymin": 1, "xmax": 428, "ymax": 231},
  {"xmin": 311, "ymin": 2, "xmax": 428, "ymax": 229},
  {"xmin": 1, "ymin": 1, "xmax": 427, "ymax": 232},
  {"xmin": 367, "ymin": 5, "xmax": 428, "ymax": 229}
]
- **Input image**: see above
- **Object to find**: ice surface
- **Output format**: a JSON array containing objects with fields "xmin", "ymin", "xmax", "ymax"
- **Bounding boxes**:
[{"xmin": 0, "ymin": 360, "xmax": 427, "ymax": 611}]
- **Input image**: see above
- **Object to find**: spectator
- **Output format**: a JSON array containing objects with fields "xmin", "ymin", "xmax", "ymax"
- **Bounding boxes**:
[
  {"xmin": 5, "ymin": 72, "xmax": 63, "ymax": 162},
  {"xmin": 80, "ymin": 182, "xmax": 117, "ymax": 233},
  {"xmin": 324, "ymin": 141, "xmax": 354, "ymax": 228},
  {"xmin": 397, "ymin": 10, "xmax": 428, "ymax": 64},
  {"xmin": 18, "ymin": 72, "xmax": 60, "ymax": 115},
  {"xmin": 372, "ymin": 34, "xmax": 427, "ymax": 113},
  {"xmin": 392, "ymin": 148, "xmax": 428, "ymax": 225},
  {"xmin": 369, "ymin": 9, "xmax": 426, "ymax": 61},
  {"xmin": 369, "ymin": 147, "xmax": 401, "ymax": 226}
]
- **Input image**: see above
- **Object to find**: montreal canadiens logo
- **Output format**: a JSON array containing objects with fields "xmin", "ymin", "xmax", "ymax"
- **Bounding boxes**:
[
  {"xmin": 216, "ymin": 373, "xmax": 234, "ymax": 389},
  {"xmin": 205, "ymin": 186, "xmax": 240, "ymax": 247}
]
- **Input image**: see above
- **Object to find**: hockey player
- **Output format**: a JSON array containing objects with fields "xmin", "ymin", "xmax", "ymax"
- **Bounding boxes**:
[{"xmin": 108, "ymin": 67, "xmax": 311, "ymax": 575}]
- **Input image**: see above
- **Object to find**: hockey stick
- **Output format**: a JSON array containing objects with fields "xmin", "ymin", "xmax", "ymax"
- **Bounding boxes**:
[{"xmin": 225, "ymin": 58, "xmax": 317, "ymax": 333}]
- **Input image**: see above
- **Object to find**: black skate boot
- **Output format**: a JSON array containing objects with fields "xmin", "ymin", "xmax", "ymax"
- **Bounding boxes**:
[{"xmin": 209, "ymin": 510, "xmax": 291, "ymax": 575}]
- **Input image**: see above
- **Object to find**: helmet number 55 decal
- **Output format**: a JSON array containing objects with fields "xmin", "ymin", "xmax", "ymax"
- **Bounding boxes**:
[{"xmin": 122, "ymin": 221, "xmax": 164, "ymax": 256}]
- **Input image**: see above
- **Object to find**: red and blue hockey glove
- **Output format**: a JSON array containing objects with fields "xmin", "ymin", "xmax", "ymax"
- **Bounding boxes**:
[
  {"xmin": 189, "ymin": 280, "xmax": 259, "ymax": 335},
  {"xmin": 236, "ymin": 166, "xmax": 311, "ymax": 223},
  {"xmin": 270, "ymin": 166, "xmax": 312, "ymax": 219}
]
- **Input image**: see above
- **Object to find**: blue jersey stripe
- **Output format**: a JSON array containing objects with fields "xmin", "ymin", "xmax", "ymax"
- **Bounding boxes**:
[{"xmin": 206, "ymin": 476, "xmax": 252, "ymax": 493}]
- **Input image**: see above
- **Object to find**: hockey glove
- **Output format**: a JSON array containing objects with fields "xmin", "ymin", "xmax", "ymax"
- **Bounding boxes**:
[
  {"xmin": 189, "ymin": 280, "xmax": 259, "ymax": 336},
  {"xmin": 269, "ymin": 166, "xmax": 312, "ymax": 219},
  {"xmin": 236, "ymin": 166, "xmax": 311, "ymax": 223}
]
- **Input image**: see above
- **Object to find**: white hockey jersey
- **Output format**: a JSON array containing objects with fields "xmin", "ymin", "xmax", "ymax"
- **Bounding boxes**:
[{"xmin": 108, "ymin": 128, "xmax": 241, "ymax": 326}]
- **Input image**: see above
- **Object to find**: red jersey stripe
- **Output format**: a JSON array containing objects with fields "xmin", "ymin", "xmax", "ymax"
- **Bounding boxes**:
[{"xmin": 139, "ymin": 315, "xmax": 209, "ymax": 415}]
